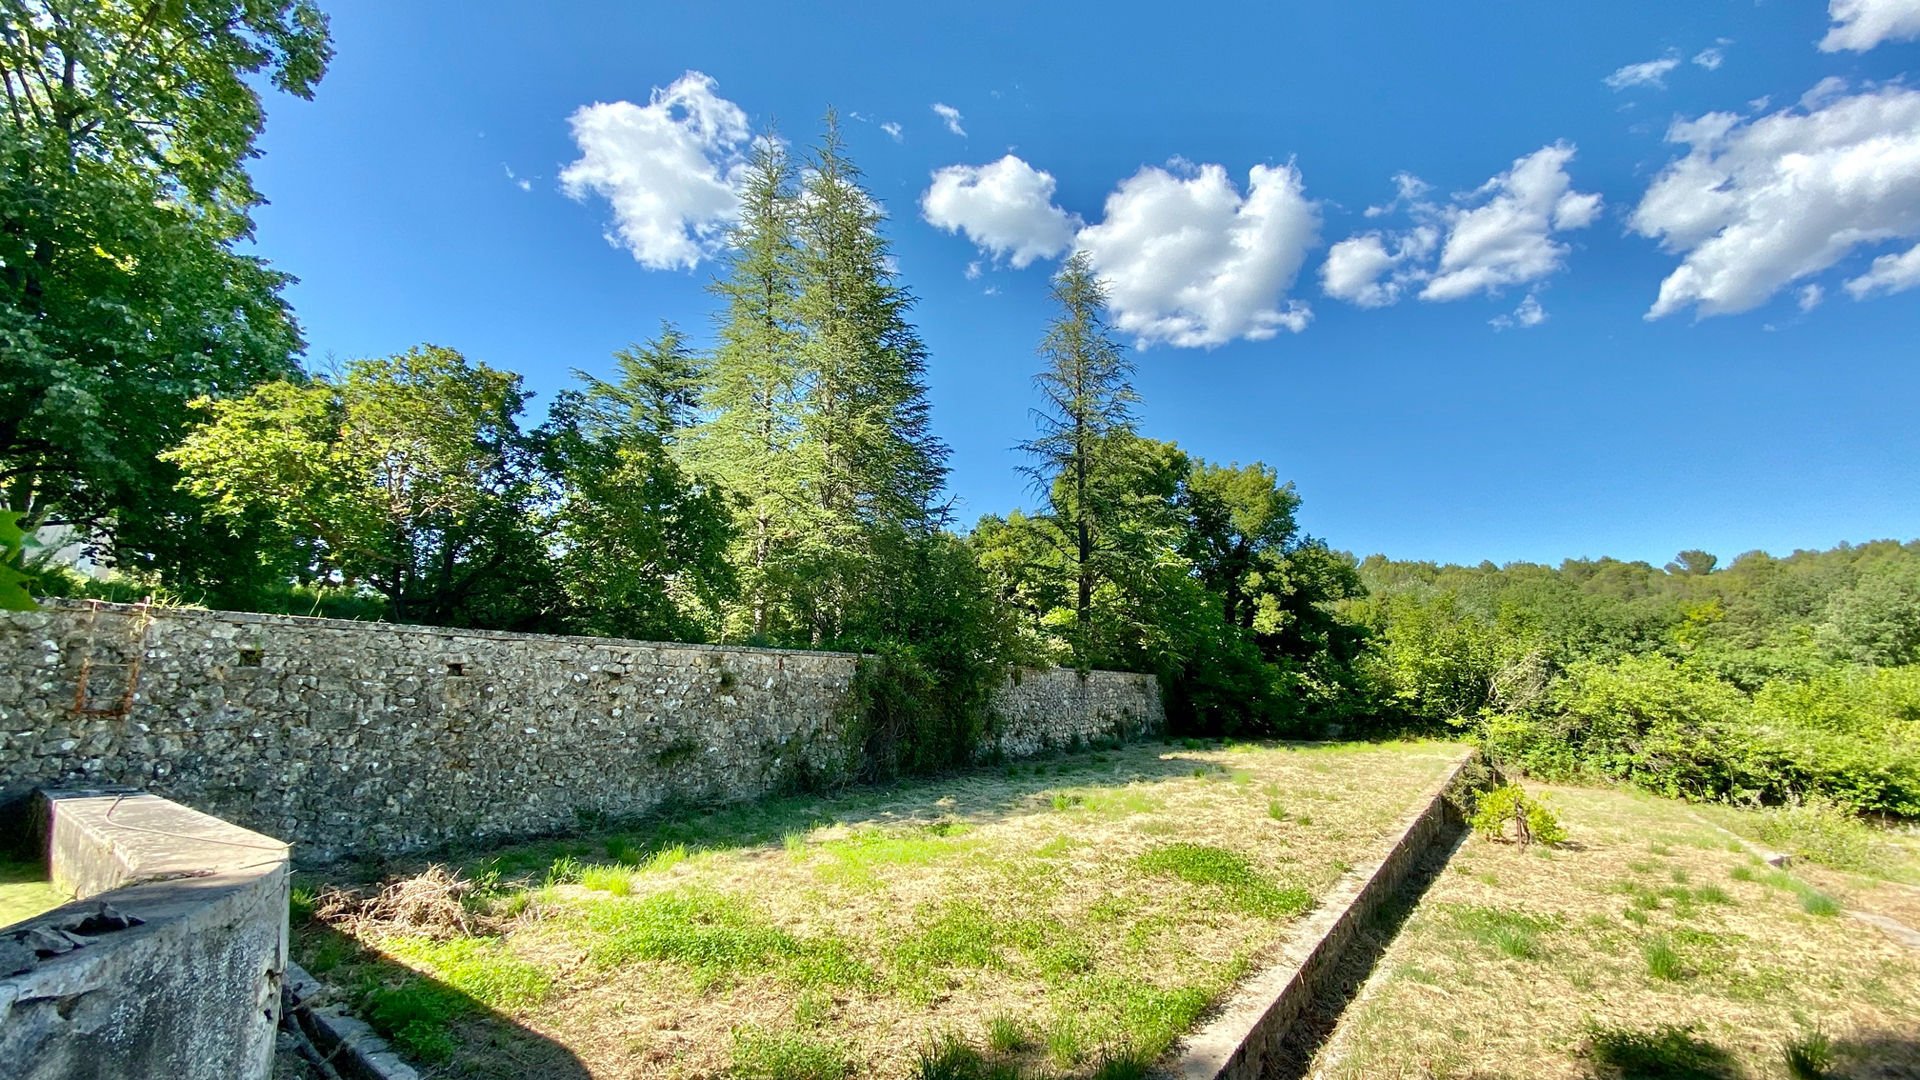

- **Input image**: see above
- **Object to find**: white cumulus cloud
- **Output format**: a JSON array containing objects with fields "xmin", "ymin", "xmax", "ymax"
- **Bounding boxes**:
[
  {"xmin": 1845, "ymin": 241, "xmax": 1920, "ymax": 298},
  {"xmin": 1076, "ymin": 162, "xmax": 1319, "ymax": 348},
  {"xmin": 1323, "ymin": 144, "xmax": 1599, "ymax": 308},
  {"xmin": 1424, "ymin": 143, "xmax": 1602, "ymax": 301},
  {"xmin": 1489, "ymin": 293, "xmax": 1547, "ymax": 331},
  {"xmin": 1606, "ymin": 54, "xmax": 1681, "ymax": 90},
  {"xmin": 1820, "ymin": 0, "xmax": 1920, "ymax": 51},
  {"xmin": 932, "ymin": 103, "xmax": 966, "ymax": 136},
  {"xmin": 919, "ymin": 155, "xmax": 1321, "ymax": 348},
  {"xmin": 1693, "ymin": 44, "xmax": 1727, "ymax": 71},
  {"xmin": 921, "ymin": 155, "xmax": 1080, "ymax": 268},
  {"xmin": 1321, "ymin": 227, "xmax": 1438, "ymax": 307},
  {"xmin": 559, "ymin": 71, "xmax": 750, "ymax": 270},
  {"xmin": 881, "ymin": 121, "xmax": 903, "ymax": 142},
  {"xmin": 1630, "ymin": 83, "xmax": 1920, "ymax": 318}
]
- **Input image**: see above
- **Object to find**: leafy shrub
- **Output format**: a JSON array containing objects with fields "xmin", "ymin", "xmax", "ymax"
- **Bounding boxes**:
[{"xmin": 1469, "ymin": 783, "xmax": 1567, "ymax": 848}]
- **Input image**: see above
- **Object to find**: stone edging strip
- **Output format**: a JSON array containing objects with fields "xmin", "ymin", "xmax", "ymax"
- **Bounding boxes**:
[
  {"xmin": 285, "ymin": 962, "xmax": 422, "ymax": 1080},
  {"xmin": 1170, "ymin": 747, "xmax": 1481, "ymax": 1080}
]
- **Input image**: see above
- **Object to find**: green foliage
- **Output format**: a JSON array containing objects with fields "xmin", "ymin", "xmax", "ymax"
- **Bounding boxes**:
[
  {"xmin": 0, "ymin": 511, "xmax": 33, "ymax": 610},
  {"xmin": 1358, "ymin": 543, "xmax": 1920, "ymax": 818},
  {"xmin": 165, "ymin": 346, "xmax": 559, "ymax": 628},
  {"xmin": 1133, "ymin": 843, "xmax": 1310, "ymax": 918},
  {"xmin": 1585, "ymin": 1022, "xmax": 1740, "ymax": 1079},
  {"xmin": 0, "ymin": 0, "xmax": 328, "ymax": 579},
  {"xmin": 543, "ymin": 324, "xmax": 735, "ymax": 641},
  {"xmin": 1469, "ymin": 783, "xmax": 1567, "ymax": 848}
]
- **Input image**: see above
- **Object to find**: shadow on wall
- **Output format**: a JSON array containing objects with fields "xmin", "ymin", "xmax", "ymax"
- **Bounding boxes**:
[{"xmin": 292, "ymin": 916, "xmax": 591, "ymax": 1080}]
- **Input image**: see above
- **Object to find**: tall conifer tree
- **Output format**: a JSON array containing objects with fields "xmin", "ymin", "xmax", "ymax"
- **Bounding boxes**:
[
  {"xmin": 792, "ymin": 112, "xmax": 949, "ymax": 642},
  {"xmin": 1021, "ymin": 251, "xmax": 1142, "ymax": 663},
  {"xmin": 691, "ymin": 134, "xmax": 807, "ymax": 641}
]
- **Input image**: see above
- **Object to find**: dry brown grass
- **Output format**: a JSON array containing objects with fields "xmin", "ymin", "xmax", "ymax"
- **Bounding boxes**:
[
  {"xmin": 294, "ymin": 738, "xmax": 1466, "ymax": 1079},
  {"xmin": 1309, "ymin": 783, "xmax": 1920, "ymax": 1080}
]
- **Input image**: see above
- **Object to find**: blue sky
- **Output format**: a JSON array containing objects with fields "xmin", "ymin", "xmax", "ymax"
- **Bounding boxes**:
[{"xmin": 245, "ymin": 0, "xmax": 1920, "ymax": 567}]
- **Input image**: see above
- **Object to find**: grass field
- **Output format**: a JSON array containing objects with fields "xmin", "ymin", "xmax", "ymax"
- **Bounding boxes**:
[
  {"xmin": 1308, "ymin": 784, "xmax": 1920, "ymax": 1080},
  {"xmin": 0, "ymin": 856, "xmax": 67, "ymax": 928},
  {"xmin": 292, "ymin": 737, "xmax": 1467, "ymax": 1079}
]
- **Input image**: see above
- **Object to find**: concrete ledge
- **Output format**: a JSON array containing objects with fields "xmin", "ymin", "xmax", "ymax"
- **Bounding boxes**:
[
  {"xmin": 0, "ymin": 789, "xmax": 289, "ymax": 1080},
  {"xmin": 1170, "ymin": 749, "xmax": 1482, "ymax": 1080}
]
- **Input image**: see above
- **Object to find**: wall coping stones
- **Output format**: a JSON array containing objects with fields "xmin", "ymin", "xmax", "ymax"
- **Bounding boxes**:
[{"xmin": 34, "ymin": 597, "xmax": 867, "ymax": 659}]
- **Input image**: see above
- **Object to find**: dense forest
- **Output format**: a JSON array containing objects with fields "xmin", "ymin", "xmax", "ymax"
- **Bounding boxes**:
[{"xmin": 2, "ymin": 2, "xmax": 1914, "ymax": 814}]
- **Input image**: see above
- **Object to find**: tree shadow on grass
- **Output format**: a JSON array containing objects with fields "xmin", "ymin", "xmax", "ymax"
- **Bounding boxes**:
[
  {"xmin": 292, "ymin": 916, "xmax": 590, "ymax": 1080},
  {"xmin": 1577, "ymin": 1024, "xmax": 1920, "ymax": 1080}
]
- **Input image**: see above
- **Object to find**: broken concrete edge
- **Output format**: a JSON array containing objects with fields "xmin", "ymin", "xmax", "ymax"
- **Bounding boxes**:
[
  {"xmin": 2, "ymin": 789, "xmax": 290, "ymax": 1080},
  {"xmin": 285, "ymin": 961, "xmax": 422, "ymax": 1080},
  {"xmin": 1168, "ymin": 747, "xmax": 1486, "ymax": 1080}
]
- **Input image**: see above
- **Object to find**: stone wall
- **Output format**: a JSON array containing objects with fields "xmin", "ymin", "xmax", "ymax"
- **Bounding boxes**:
[{"xmin": 0, "ymin": 601, "xmax": 1161, "ymax": 863}]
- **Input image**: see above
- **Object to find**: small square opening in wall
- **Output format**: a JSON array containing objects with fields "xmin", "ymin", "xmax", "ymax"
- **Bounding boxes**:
[
  {"xmin": 238, "ymin": 648, "xmax": 264, "ymax": 668},
  {"xmin": 446, "ymin": 662, "xmax": 466, "ymax": 677}
]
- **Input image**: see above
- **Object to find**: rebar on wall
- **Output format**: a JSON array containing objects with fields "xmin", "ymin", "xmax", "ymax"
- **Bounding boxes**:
[{"xmin": 71, "ymin": 598, "xmax": 153, "ymax": 719}]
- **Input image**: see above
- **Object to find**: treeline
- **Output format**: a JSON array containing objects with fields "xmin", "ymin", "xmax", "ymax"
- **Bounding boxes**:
[
  {"xmin": 1, "ymin": 0, "xmax": 1357, "ymax": 772},
  {"xmin": 1350, "ymin": 543, "xmax": 1920, "ymax": 816},
  {"xmin": 7, "ymin": 3, "xmax": 1915, "ymax": 811}
]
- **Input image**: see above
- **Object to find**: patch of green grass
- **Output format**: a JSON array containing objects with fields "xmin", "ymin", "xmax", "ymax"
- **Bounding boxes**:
[
  {"xmin": 731, "ymin": 1026, "xmax": 849, "ymax": 1080},
  {"xmin": 1035, "ymin": 834, "xmax": 1077, "ymax": 858},
  {"xmin": 1796, "ymin": 887, "xmax": 1841, "ymax": 917},
  {"xmin": 815, "ymin": 826, "xmax": 976, "ymax": 888},
  {"xmin": 1046, "ymin": 1014, "xmax": 1087, "ymax": 1068},
  {"xmin": 912, "ymin": 1033, "xmax": 1023, "ymax": 1080},
  {"xmin": 1691, "ymin": 883, "xmax": 1734, "ymax": 906},
  {"xmin": 583, "ymin": 887, "xmax": 865, "ymax": 989},
  {"xmin": 1641, "ymin": 935, "xmax": 1689, "ymax": 982},
  {"xmin": 1649, "ymin": 842, "xmax": 1674, "ymax": 856},
  {"xmin": 890, "ymin": 901, "xmax": 1006, "ymax": 994},
  {"xmin": 1782, "ymin": 1028, "xmax": 1834, "ymax": 1080},
  {"xmin": 577, "ymin": 863, "xmax": 634, "ymax": 895},
  {"xmin": 384, "ymin": 936, "xmax": 552, "ymax": 1009},
  {"xmin": 642, "ymin": 843, "xmax": 689, "ymax": 873},
  {"xmin": 1089, "ymin": 1048, "xmax": 1154, "ymax": 1080},
  {"xmin": 1443, "ymin": 905, "xmax": 1555, "ymax": 960},
  {"xmin": 359, "ymin": 979, "xmax": 463, "ymax": 1063},
  {"xmin": 1267, "ymin": 799, "xmax": 1287, "ymax": 821},
  {"xmin": 986, "ymin": 1014, "xmax": 1029, "ymax": 1054},
  {"xmin": 1585, "ymin": 1022, "xmax": 1738, "ymax": 1079},
  {"xmin": 1134, "ymin": 843, "xmax": 1310, "ymax": 919}
]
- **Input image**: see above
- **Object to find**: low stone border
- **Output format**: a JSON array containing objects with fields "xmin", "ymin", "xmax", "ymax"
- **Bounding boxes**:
[
  {"xmin": 2, "ymin": 789, "xmax": 289, "ymax": 1080},
  {"xmin": 284, "ymin": 962, "xmax": 421, "ymax": 1080},
  {"xmin": 1170, "ymin": 748, "xmax": 1482, "ymax": 1080}
]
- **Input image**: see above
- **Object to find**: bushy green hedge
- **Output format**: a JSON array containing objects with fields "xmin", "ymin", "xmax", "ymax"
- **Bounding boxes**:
[{"xmin": 1480, "ymin": 655, "xmax": 1920, "ymax": 817}]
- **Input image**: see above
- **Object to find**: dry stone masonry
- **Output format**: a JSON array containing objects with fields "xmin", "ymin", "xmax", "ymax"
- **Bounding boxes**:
[{"xmin": 0, "ymin": 601, "xmax": 1162, "ymax": 863}]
